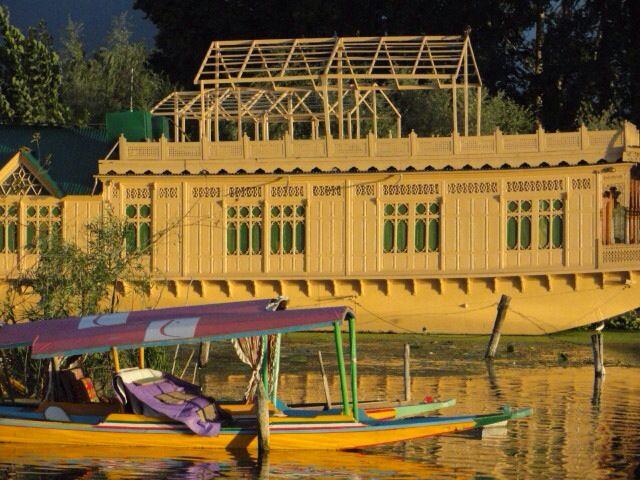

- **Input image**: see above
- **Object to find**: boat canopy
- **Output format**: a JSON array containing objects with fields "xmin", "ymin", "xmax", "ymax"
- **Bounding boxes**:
[{"xmin": 0, "ymin": 299, "xmax": 352, "ymax": 359}]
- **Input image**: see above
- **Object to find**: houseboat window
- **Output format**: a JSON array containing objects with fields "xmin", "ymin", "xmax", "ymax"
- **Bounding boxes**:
[
  {"xmin": 125, "ymin": 204, "xmax": 151, "ymax": 253},
  {"xmin": 383, "ymin": 203, "xmax": 408, "ymax": 253},
  {"xmin": 506, "ymin": 200, "xmax": 532, "ymax": 250},
  {"xmin": 270, "ymin": 205, "xmax": 305, "ymax": 254},
  {"xmin": 0, "ymin": 204, "xmax": 18, "ymax": 253},
  {"xmin": 226, "ymin": 205, "xmax": 262, "ymax": 255},
  {"xmin": 414, "ymin": 202, "xmax": 440, "ymax": 253},
  {"xmin": 538, "ymin": 199, "xmax": 564, "ymax": 249},
  {"xmin": 25, "ymin": 204, "xmax": 62, "ymax": 251}
]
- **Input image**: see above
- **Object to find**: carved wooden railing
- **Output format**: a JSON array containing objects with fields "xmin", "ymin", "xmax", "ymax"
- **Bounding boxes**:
[
  {"xmin": 116, "ymin": 124, "xmax": 637, "ymax": 164},
  {"xmin": 600, "ymin": 243, "xmax": 640, "ymax": 266}
]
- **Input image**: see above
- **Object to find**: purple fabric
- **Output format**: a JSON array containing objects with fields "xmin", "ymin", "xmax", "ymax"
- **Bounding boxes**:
[{"xmin": 122, "ymin": 374, "xmax": 221, "ymax": 437}]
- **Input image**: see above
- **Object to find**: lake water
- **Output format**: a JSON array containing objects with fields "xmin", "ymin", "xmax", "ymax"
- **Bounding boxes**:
[{"xmin": 0, "ymin": 365, "xmax": 639, "ymax": 479}]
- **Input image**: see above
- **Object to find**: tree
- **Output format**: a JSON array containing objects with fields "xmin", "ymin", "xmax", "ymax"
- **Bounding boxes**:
[
  {"xmin": 0, "ymin": 6, "xmax": 67, "ymax": 124},
  {"xmin": 0, "ymin": 209, "xmax": 162, "ymax": 398},
  {"xmin": 60, "ymin": 14, "xmax": 171, "ymax": 127}
]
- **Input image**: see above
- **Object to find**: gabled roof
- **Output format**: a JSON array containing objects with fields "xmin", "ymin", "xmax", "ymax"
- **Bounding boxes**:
[{"xmin": 0, "ymin": 126, "xmax": 110, "ymax": 196}]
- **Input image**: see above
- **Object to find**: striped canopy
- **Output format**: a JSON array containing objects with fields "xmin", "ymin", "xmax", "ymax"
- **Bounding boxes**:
[{"xmin": 0, "ymin": 299, "xmax": 353, "ymax": 359}]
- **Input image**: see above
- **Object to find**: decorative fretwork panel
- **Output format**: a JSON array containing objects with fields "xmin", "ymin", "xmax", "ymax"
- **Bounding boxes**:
[
  {"xmin": 226, "ymin": 205, "xmax": 263, "ymax": 255},
  {"xmin": 0, "ymin": 204, "xmax": 18, "ymax": 253},
  {"xmin": 25, "ymin": 204, "xmax": 62, "ymax": 250},
  {"xmin": 270, "ymin": 205, "xmax": 305, "ymax": 254},
  {"xmin": 0, "ymin": 165, "xmax": 46, "ymax": 196}
]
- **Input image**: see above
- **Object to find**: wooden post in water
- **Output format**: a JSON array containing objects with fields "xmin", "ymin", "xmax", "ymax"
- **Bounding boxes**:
[
  {"xmin": 317, "ymin": 351, "xmax": 333, "ymax": 409},
  {"xmin": 485, "ymin": 295, "xmax": 511, "ymax": 360},
  {"xmin": 404, "ymin": 343, "xmax": 411, "ymax": 402},
  {"xmin": 591, "ymin": 329, "xmax": 605, "ymax": 377}
]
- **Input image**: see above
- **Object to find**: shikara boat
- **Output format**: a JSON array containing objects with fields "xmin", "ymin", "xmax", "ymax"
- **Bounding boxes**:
[{"xmin": 0, "ymin": 299, "xmax": 531, "ymax": 450}]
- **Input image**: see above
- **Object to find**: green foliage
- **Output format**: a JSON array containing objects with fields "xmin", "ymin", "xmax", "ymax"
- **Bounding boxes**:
[
  {"xmin": 0, "ymin": 6, "xmax": 67, "ymax": 124},
  {"xmin": 606, "ymin": 311, "xmax": 640, "ymax": 330},
  {"xmin": 60, "ymin": 14, "xmax": 171, "ymax": 127},
  {"xmin": 395, "ymin": 89, "xmax": 534, "ymax": 137},
  {"xmin": 575, "ymin": 101, "xmax": 623, "ymax": 131},
  {"xmin": 0, "ymin": 209, "xmax": 161, "ymax": 398}
]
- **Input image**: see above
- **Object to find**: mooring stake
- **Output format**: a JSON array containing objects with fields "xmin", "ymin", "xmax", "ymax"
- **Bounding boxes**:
[
  {"xmin": 485, "ymin": 295, "xmax": 511, "ymax": 360},
  {"xmin": 317, "ymin": 351, "xmax": 333, "ymax": 409},
  {"xmin": 404, "ymin": 343, "xmax": 412, "ymax": 402},
  {"xmin": 591, "ymin": 324, "xmax": 605, "ymax": 377},
  {"xmin": 257, "ymin": 379, "xmax": 270, "ymax": 454}
]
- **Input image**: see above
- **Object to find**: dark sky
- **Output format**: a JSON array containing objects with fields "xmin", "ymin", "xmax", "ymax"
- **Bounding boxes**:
[{"xmin": 3, "ymin": 0, "xmax": 156, "ymax": 51}]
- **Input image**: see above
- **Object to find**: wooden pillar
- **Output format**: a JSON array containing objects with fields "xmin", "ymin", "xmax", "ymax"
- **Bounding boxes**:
[
  {"xmin": 199, "ymin": 83, "xmax": 206, "ymax": 140},
  {"xmin": 591, "ymin": 329, "xmax": 605, "ymax": 377},
  {"xmin": 337, "ymin": 51, "xmax": 344, "ymax": 139},
  {"xmin": 254, "ymin": 120, "xmax": 260, "ymax": 141},
  {"xmin": 463, "ymin": 40, "xmax": 469, "ymax": 137},
  {"xmin": 214, "ymin": 87, "xmax": 220, "ymax": 142},
  {"xmin": 485, "ymin": 295, "xmax": 511, "ymax": 359},
  {"xmin": 111, "ymin": 347, "xmax": 121, "ymax": 373},
  {"xmin": 288, "ymin": 95, "xmax": 294, "ymax": 139},
  {"xmin": 372, "ymin": 87, "xmax": 378, "ymax": 137},
  {"xmin": 236, "ymin": 90, "xmax": 242, "ymax": 141},
  {"xmin": 256, "ymin": 379, "xmax": 270, "ymax": 453},
  {"xmin": 318, "ymin": 351, "xmax": 332, "ymax": 409},
  {"xmin": 476, "ymin": 85, "xmax": 482, "ymax": 136},
  {"xmin": 355, "ymin": 90, "xmax": 361, "ymax": 138},
  {"xmin": 138, "ymin": 347, "xmax": 145, "ymax": 369},
  {"xmin": 452, "ymin": 77, "xmax": 458, "ymax": 135},
  {"xmin": 322, "ymin": 77, "xmax": 331, "ymax": 139}
]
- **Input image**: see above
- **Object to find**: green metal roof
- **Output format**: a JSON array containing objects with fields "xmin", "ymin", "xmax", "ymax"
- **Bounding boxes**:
[{"xmin": 0, "ymin": 126, "xmax": 110, "ymax": 196}]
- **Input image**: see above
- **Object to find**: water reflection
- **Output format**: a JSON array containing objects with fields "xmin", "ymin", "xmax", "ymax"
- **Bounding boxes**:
[{"xmin": 0, "ymin": 366, "xmax": 639, "ymax": 479}]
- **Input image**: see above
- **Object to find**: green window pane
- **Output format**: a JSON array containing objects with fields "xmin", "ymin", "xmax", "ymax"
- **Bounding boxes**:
[
  {"xmin": 0, "ymin": 206, "xmax": 4, "ymax": 216},
  {"xmin": 415, "ymin": 219, "xmax": 426, "ymax": 252},
  {"xmin": 428, "ymin": 219, "xmax": 440, "ymax": 252},
  {"xmin": 429, "ymin": 203, "xmax": 439, "ymax": 215},
  {"xmin": 284, "ymin": 206, "xmax": 293, "ymax": 217},
  {"xmin": 139, "ymin": 223, "xmax": 150, "ymax": 251},
  {"xmin": 252, "ymin": 207, "xmax": 262, "ymax": 217},
  {"xmin": 125, "ymin": 205, "xmax": 136, "ymax": 218},
  {"xmin": 553, "ymin": 199, "xmax": 563, "ymax": 211},
  {"xmin": 239, "ymin": 222, "xmax": 249, "ymax": 254},
  {"xmin": 552, "ymin": 215, "xmax": 564, "ymax": 248},
  {"xmin": 39, "ymin": 207, "xmax": 49, "ymax": 216},
  {"xmin": 397, "ymin": 220, "xmax": 408, "ymax": 252},
  {"xmin": 398, "ymin": 204, "xmax": 408, "ymax": 215},
  {"xmin": 26, "ymin": 206, "xmax": 36, "ymax": 217},
  {"xmin": 26, "ymin": 223, "xmax": 36, "ymax": 249},
  {"xmin": 296, "ymin": 206, "xmax": 305, "ymax": 216},
  {"xmin": 416, "ymin": 203, "xmax": 426, "ymax": 215},
  {"xmin": 295, "ymin": 222, "xmax": 305, "ymax": 253},
  {"xmin": 270, "ymin": 222, "xmax": 280, "ymax": 254},
  {"xmin": 52, "ymin": 206, "xmax": 61, "ymax": 217},
  {"xmin": 239, "ymin": 207, "xmax": 249, "ymax": 218},
  {"xmin": 507, "ymin": 201, "xmax": 517, "ymax": 213},
  {"xmin": 520, "ymin": 216, "xmax": 531, "ymax": 249},
  {"xmin": 521, "ymin": 201, "xmax": 532, "ymax": 212},
  {"xmin": 7, "ymin": 223, "xmax": 17, "ymax": 252},
  {"xmin": 539, "ymin": 216, "xmax": 550, "ymax": 248},
  {"xmin": 125, "ymin": 224, "xmax": 137, "ymax": 253},
  {"xmin": 227, "ymin": 207, "xmax": 237, "ymax": 218},
  {"xmin": 0, "ymin": 225, "xmax": 4, "ymax": 252},
  {"xmin": 139, "ymin": 205, "xmax": 151, "ymax": 218},
  {"xmin": 227, "ymin": 223, "xmax": 237, "ymax": 254},
  {"xmin": 539, "ymin": 200, "xmax": 550, "ymax": 211},
  {"xmin": 506, "ymin": 217, "xmax": 518, "ymax": 250},
  {"xmin": 271, "ymin": 206, "xmax": 280, "ymax": 217},
  {"xmin": 8, "ymin": 205, "xmax": 17, "ymax": 216},
  {"xmin": 384, "ymin": 204, "xmax": 394, "ymax": 216},
  {"xmin": 252, "ymin": 223, "xmax": 262, "ymax": 254},
  {"xmin": 383, "ymin": 220, "xmax": 394, "ymax": 253},
  {"xmin": 283, "ymin": 222, "xmax": 293, "ymax": 254}
]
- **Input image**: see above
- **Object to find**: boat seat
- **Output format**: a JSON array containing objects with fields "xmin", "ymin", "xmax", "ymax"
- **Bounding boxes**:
[
  {"xmin": 43, "ymin": 405, "xmax": 71, "ymax": 423},
  {"xmin": 113, "ymin": 368, "xmax": 163, "ymax": 416}
]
